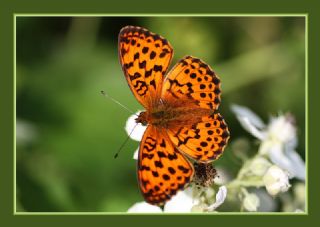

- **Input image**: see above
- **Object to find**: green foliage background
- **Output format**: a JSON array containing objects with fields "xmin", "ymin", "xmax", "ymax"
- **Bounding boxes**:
[{"xmin": 16, "ymin": 16, "xmax": 305, "ymax": 212}]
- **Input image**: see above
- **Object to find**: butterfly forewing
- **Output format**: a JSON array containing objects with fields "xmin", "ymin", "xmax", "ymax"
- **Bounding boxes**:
[
  {"xmin": 118, "ymin": 26, "xmax": 173, "ymax": 109},
  {"xmin": 118, "ymin": 26, "xmax": 229, "ymax": 206}
]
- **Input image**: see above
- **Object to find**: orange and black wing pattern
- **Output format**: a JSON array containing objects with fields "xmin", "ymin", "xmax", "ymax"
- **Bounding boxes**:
[
  {"xmin": 162, "ymin": 56, "xmax": 222, "ymax": 110},
  {"xmin": 167, "ymin": 114, "xmax": 229, "ymax": 162},
  {"xmin": 119, "ymin": 26, "xmax": 173, "ymax": 109},
  {"xmin": 138, "ymin": 126, "xmax": 193, "ymax": 205}
]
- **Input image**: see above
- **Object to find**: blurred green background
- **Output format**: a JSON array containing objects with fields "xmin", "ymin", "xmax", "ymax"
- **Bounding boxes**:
[{"xmin": 16, "ymin": 16, "xmax": 305, "ymax": 212}]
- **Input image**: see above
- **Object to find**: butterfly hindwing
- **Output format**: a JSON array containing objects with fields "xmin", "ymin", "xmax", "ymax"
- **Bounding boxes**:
[
  {"xmin": 167, "ymin": 114, "xmax": 230, "ymax": 162},
  {"xmin": 138, "ymin": 125, "xmax": 194, "ymax": 205},
  {"xmin": 118, "ymin": 26, "xmax": 230, "ymax": 206},
  {"xmin": 162, "ymin": 56, "xmax": 222, "ymax": 110}
]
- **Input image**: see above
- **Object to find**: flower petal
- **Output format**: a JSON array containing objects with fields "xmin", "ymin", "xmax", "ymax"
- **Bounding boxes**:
[
  {"xmin": 231, "ymin": 104, "xmax": 266, "ymax": 129},
  {"xmin": 164, "ymin": 188, "xmax": 196, "ymax": 212},
  {"xmin": 230, "ymin": 104, "xmax": 266, "ymax": 140},
  {"xmin": 268, "ymin": 144, "xmax": 305, "ymax": 180},
  {"xmin": 127, "ymin": 201, "xmax": 162, "ymax": 213},
  {"xmin": 125, "ymin": 111, "xmax": 147, "ymax": 141},
  {"xmin": 206, "ymin": 186, "xmax": 227, "ymax": 211},
  {"xmin": 268, "ymin": 142, "xmax": 292, "ymax": 171},
  {"xmin": 133, "ymin": 147, "xmax": 139, "ymax": 160},
  {"xmin": 268, "ymin": 115, "xmax": 297, "ymax": 144},
  {"xmin": 285, "ymin": 150, "xmax": 306, "ymax": 181}
]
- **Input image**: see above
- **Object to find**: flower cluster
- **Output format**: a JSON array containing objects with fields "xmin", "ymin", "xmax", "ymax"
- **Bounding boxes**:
[
  {"xmin": 128, "ymin": 186, "xmax": 227, "ymax": 213},
  {"xmin": 227, "ymin": 104, "xmax": 305, "ymax": 211},
  {"xmin": 231, "ymin": 104, "xmax": 305, "ymax": 181}
]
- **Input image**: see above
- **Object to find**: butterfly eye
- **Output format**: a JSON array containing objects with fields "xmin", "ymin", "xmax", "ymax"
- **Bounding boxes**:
[
  {"xmin": 141, "ymin": 120, "xmax": 148, "ymax": 126},
  {"xmin": 135, "ymin": 111, "xmax": 148, "ymax": 126}
]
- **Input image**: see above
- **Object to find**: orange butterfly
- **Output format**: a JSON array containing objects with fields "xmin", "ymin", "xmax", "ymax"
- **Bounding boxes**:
[{"xmin": 118, "ymin": 26, "xmax": 230, "ymax": 205}]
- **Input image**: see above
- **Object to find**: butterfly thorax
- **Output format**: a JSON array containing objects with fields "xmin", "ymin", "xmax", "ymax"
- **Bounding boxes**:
[{"xmin": 135, "ymin": 100, "xmax": 213, "ymax": 128}]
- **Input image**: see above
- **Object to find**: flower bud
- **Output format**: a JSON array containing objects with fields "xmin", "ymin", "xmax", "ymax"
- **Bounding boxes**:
[
  {"xmin": 263, "ymin": 165, "xmax": 291, "ymax": 196},
  {"xmin": 243, "ymin": 193, "xmax": 260, "ymax": 212}
]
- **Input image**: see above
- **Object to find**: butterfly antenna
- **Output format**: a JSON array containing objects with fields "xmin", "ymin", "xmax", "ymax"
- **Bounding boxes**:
[
  {"xmin": 114, "ymin": 123, "xmax": 138, "ymax": 159},
  {"xmin": 101, "ymin": 90, "xmax": 136, "ymax": 115}
]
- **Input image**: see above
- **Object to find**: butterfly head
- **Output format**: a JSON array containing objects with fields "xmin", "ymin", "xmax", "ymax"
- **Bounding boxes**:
[{"xmin": 135, "ymin": 111, "xmax": 148, "ymax": 126}]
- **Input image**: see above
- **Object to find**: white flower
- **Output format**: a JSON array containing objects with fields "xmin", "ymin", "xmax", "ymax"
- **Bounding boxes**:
[
  {"xmin": 167, "ymin": 185, "xmax": 227, "ymax": 212},
  {"xmin": 132, "ymin": 147, "xmax": 139, "ymax": 160},
  {"xmin": 125, "ymin": 111, "xmax": 147, "ymax": 141},
  {"xmin": 127, "ymin": 201, "xmax": 162, "ymax": 213},
  {"xmin": 127, "ymin": 186, "xmax": 227, "ymax": 213},
  {"xmin": 230, "ymin": 104, "xmax": 266, "ymax": 140},
  {"xmin": 163, "ymin": 187, "xmax": 198, "ymax": 212},
  {"xmin": 268, "ymin": 115, "xmax": 296, "ymax": 144},
  {"xmin": 230, "ymin": 104, "xmax": 305, "ymax": 181},
  {"xmin": 243, "ymin": 193, "xmax": 260, "ymax": 212},
  {"xmin": 125, "ymin": 111, "xmax": 147, "ymax": 159},
  {"xmin": 205, "ymin": 186, "xmax": 227, "ymax": 212},
  {"xmin": 263, "ymin": 165, "xmax": 291, "ymax": 196}
]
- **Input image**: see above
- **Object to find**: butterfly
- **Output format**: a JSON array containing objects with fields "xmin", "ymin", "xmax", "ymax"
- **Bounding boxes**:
[{"xmin": 118, "ymin": 26, "xmax": 230, "ymax": 205}]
